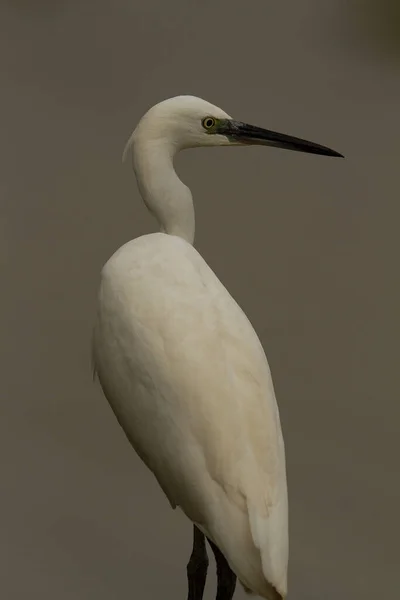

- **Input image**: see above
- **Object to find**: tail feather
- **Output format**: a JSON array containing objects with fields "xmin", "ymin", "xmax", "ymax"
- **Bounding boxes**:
[
  {"xmin": 241, "ymin": 580, "xmax": 255, "ymax": 594},
  {"xmin": 247, "ymin": 499, "xmax": 288, "ymax": 599},
  {"xmin": 240, "ymin": 579, "xmax": 283, "ymax": 600}
]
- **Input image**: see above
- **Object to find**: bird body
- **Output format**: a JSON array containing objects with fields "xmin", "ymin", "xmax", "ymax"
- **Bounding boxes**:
[
  {"xmin": 93, "ymin": 95, "xmax": 341, "ymax": 600},
  {"xmin": 93, "ymin": 231, "xmax": 288, "ymax": 598}
]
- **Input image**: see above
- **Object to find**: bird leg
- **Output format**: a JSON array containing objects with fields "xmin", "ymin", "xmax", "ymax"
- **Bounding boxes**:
[
  {"xmin": 207, "ymin": 538, "xmax": 237, "ymax": 600},
  {"xmin": 187, "ymin": 525, "xmax": 209, "ymax": 600}
]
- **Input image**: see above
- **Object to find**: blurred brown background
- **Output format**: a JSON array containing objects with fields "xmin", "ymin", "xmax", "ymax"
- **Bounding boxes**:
[{"xmin": 1, "ymin": 1, "xmax": 399, "ymax": 599}]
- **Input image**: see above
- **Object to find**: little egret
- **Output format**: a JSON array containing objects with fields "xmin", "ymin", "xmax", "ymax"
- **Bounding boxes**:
[{"xmin": 92, "ymin": 96, "xmax": 342, "ymax": 600}]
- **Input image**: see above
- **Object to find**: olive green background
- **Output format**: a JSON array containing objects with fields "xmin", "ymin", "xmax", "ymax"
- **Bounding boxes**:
[{"xmin": 1, "ymin": 2, "xmax": 399, "ymax": 599}]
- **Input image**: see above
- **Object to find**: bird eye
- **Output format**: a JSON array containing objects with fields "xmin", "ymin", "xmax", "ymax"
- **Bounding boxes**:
[{"xmin": 202, "ymin": 117, "xmax": 216, "ymax": 130}]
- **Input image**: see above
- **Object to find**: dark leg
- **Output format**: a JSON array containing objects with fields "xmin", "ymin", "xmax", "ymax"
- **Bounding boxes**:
[
  {"xmin": 187, "ymin": 525, "xmax": 209, "ymax": 600},
  {"xmin": 207, "ymin": 538, "xmax": 237, "ymax": 600}
]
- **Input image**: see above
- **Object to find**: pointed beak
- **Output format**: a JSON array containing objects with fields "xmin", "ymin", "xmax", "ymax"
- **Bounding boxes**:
[{"xmin": 218, "ymin": 119, "xmax": 343, "ymax": 158}]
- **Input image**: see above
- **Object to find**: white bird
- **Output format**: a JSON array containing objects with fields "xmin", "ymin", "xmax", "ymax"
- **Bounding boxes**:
[{"xmin": 92, "ymin": 95, "xmax": 342, "ymax": 600}]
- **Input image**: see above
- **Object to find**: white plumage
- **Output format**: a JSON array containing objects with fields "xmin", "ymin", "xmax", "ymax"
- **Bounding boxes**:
[{"xmin": 93, "ymin": 95, "xmax": 341, "ymax": 599}]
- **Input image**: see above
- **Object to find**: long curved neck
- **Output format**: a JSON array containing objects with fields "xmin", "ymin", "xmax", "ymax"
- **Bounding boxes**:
[{"xmin": 132, "ymin": 138, "xmax": 195, "ymax": 245}]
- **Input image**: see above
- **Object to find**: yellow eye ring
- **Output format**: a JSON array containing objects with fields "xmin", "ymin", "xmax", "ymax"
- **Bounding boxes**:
[{"xmin": 202, "ymin": 116, "xmax": 216, "ymax": 130}]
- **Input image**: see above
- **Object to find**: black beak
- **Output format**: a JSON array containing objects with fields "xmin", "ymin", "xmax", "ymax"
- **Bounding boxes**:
[{"xmin": 219, "ymin": 119, "xmax": 343, "ymax": 158}]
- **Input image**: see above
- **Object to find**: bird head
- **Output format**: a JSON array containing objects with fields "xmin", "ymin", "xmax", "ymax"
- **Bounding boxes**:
[{"xmin": 123, "ymin": 95, "xmax": 343, "ymax": 159}]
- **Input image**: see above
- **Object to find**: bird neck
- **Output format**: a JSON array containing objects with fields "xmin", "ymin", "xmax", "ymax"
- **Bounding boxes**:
[{"xmin": 132, "ymin": 138, "xmax": 195, "ymax": 245}]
